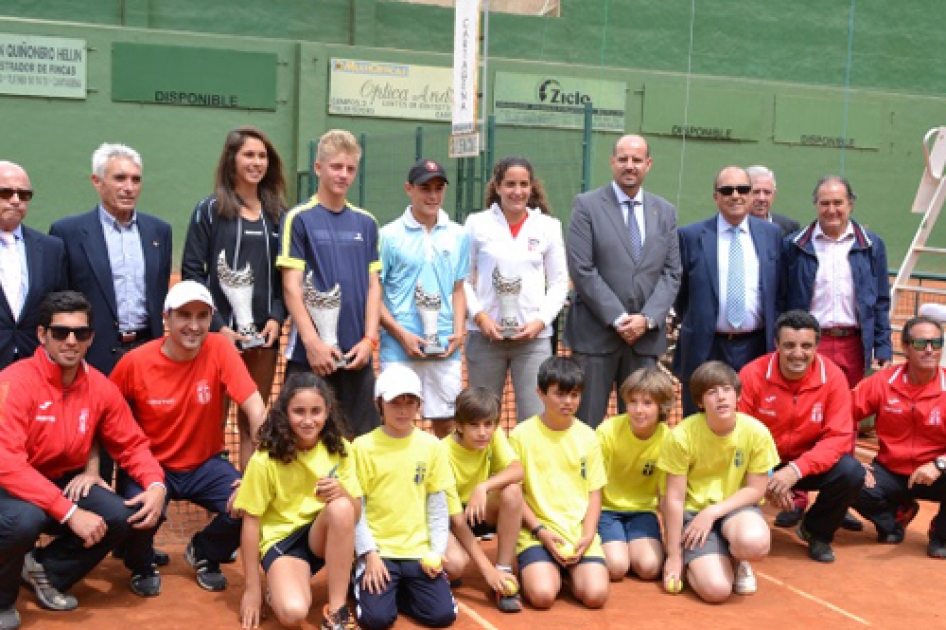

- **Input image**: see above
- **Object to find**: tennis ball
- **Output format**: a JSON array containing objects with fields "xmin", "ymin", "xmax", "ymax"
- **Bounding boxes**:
[
  {"xmin": 557, "ymin": 542, "xmax": 576, "ymax": 558},
  {"xmin": 664, "ymin": 576, "xmax": 683, "ymax": 594},
  {"xmin": 421, "ymin": 552, "xmax": 442, "ymax": 572},
  {"xmin": 502, "ymin": 579, "xmax": 519, "ymax": 596}
]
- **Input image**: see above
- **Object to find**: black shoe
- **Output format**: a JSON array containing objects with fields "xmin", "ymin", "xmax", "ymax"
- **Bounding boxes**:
[
  {"xmin": 185, "ymin": 542, "xmax": 227, "ymax": 592},
  {"xmin": 878, "ymin": 524, "xmax": 905, "ymax": 544},
  {"xmin": 928, "ymin": 530, "xmax": 946, "ymax": 559},
  {"xmin": 797, "ymin": 524, "xmax": 835, "ymax": 563},
  {"xmin": 840, "ymin": 512, "xmax": 864, "ymax": 532},
  {"xmin": 113, "ymin": 546, "xmax": 170, "ymax": 567},
  {"xmin": 21, "ymin": 551, "xmax": 78, "ymax": 611},
  {"xmin": 130, "ymin": 567, "xmax": 162, "ymax": 597},
  {"xmin": 774, "ymin": 506, "xmax": 804, "ymax": 528}
]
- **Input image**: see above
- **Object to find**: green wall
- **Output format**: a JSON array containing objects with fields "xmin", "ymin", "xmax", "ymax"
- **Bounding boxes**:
[{"xmin": 1, "ymin": 5, "xmax": 944, "ymax": 271}]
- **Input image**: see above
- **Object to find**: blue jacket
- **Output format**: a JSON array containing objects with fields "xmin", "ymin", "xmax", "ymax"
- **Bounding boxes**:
[{"xmin": 783, "ymin": 220, "xmax": 892, "ymax": 367}]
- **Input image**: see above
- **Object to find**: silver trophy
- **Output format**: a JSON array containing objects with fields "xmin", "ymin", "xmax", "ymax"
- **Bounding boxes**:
[
  {"xmin": 414, "ymin": 282, "xmax": 445, "ymax": 356},
  {"xmin": 216, "ymin": 251, "xmax": 265, "ymax": 349},
  {"xmin": 302, "ymin": 273, "xmax": 348, "ymax": 367},
  {"xmin": 492, "ymin": 267, "xmax": 523, "ymax": 339}
]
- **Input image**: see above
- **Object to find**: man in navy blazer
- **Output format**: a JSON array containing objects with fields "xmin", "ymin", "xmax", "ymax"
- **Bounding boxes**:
[
  {"xmin": 50, "ymin": 143, "xmax": 171, "ymax": 376},
  {"xmin": 0, "ymin": 162, "xmax": 66, "ymax": 368},
  {"xmin": 746, "ymin": 165, "xmax": 800, "ymax": 237},
  {"xmin": 673, "ymin": 166, "xmax": 783, "ymax": 416}
]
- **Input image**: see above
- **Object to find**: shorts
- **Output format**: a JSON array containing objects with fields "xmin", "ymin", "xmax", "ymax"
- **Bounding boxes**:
[
  {"xmin": 598, "ymin": 510, "xmax": 662, "ymax": 544},
  {"xmin": 517, "ymin": 544, "xmax": 606, "ymax": 571},
  {"xmin": 681, "ymin": 505, "xmax": 762, "ymax": 565},
  {"xmin": 382, "ymin": 360, "xmax": 462, "ymax": 420},
  {"xmin": 261, "ymin": 523, "xmax": 325, "ymax": 574}
]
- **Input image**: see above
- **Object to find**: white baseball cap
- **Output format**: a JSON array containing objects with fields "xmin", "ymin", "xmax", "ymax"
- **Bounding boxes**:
[
  {"xmin": 374, "ymin": 364, "xmax": 423, "ymax": 401},
  {"xmin": 163, "ymin": 280, "xmax": 215, "ymax": 312}
]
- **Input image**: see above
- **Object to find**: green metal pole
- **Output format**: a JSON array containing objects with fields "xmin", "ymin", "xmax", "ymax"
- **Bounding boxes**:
[
  {"xmin": 415, "ymin": 126, "xmax": 423, "ymax": 161},
  {"xmin": 308, "ymin": 139, "xmax": 317, "ymax": 197},
  {"xmin": 485, "ymin": 115, "xmax": 495, "ymax": 192},
  {"xmin": 358, "ymin": 133, "xmax": 367, "ymax": 207},
  {"xmin": 581, "ymin": 101, "xmax": 593, "ymax": 192},
  {"xmin": 454, "ymin": 158, "xmax": 465, "ymax": 223}
]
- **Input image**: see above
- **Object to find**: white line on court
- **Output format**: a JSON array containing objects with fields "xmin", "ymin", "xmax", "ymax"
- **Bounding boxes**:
[
  {"xmin": 756, "ymin": 571, "xmax": 871, "ymax": 626},
  {"xmin": 458, "ymin": 601, "xmax": 502, "ymax": 630}
]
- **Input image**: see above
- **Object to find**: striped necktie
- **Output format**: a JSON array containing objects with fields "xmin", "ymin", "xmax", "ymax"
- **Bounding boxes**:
[
  {"xmin": 726, "ymin": 225, "xmax": 745, "ymax": 328},
  {"xmin": 627, "ymin": 200, "xmax": 642, "ymax": 262}
]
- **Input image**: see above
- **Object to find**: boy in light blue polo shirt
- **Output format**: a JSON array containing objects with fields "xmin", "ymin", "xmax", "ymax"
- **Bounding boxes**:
[{"xmin": 380, "ymin": 159, "xmax": 470, "ymax": 438}]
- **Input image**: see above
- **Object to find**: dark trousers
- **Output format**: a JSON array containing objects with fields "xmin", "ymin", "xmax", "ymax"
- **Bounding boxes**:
[
  {"xmin": 0, "ymin": 479, "xmax": 145, "ymax": 608},
  {"xmin": 286, "ymin": 360, "xmax": 380, "ymax": 438},
  {"xmin": 789, "ymin": 454, "xmax": 865, "ymax": 542},
  {"xmin": 573, "ymin": 349, "xmax": 656, "ymax": 429},
  {"xmin": 120, "ymin": 454, "xmax": 242, "ymax": 567},
  {"xmin": 354, "ymin": 558, "xmax": 456, "ymax": 629},
  {"xmin": 681, "ymin": 330, "xmax": 767, "ymax": 417},
  {"xmin": 854, "ymin": 460, "xmax": 946, "ymax": 539}
]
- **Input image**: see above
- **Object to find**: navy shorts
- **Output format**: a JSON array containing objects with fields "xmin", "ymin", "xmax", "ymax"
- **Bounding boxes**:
[
  {"xmin": 261, "ymin": 523, "xmax": 325, "ymax": 575},
  {"xmin": 517, "ymin": 545, "xmax": 607, "ymax": 572},
  {"xmin": 681, "ymin": 505, "xmax": 762, "ymax": 565},
  {"xmin": 598, "ymin": 510, "xmax": 662, "ymax": 544}
]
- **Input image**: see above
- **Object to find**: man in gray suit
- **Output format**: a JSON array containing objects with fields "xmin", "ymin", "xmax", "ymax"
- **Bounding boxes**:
[
  {"xmin": 565, "ymin": 135, "xmax": 682, "ymax": 427},
  {"xmin": 747, "ymin": 165, "xmax": 800, "ymax": 237}
]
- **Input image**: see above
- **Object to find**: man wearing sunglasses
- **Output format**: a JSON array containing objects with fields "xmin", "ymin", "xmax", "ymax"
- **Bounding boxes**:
[
  {"xmin": 0, "ymin": 291, "xmax": 166, "ymax": 629},
  {"xmin": 673, "ymin": 166, "xmax": 783, "ymax": 417},
  {"xmin": 851, "ymin": 315, "xmax": 946, "ymax": 559},
  {"xmin": 0, "ymin": 162, "xmax": 67, "ymax": 369}
]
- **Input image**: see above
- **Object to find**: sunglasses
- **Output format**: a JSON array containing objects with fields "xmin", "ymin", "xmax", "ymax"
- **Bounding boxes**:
[
  {"xmin": 0, "ymin": 188, "xmax": 34, "ymax": 202},
  {"xmin": 908, "ymin": 338, "xmax": 944, "ymax": 350},
  {"xmin": 716, "ymin": 185, "xmax": 752, "ymax": 196},
  {"xmin": 47, "ymin": 325, "xmax": 94, "ymax": 342}
]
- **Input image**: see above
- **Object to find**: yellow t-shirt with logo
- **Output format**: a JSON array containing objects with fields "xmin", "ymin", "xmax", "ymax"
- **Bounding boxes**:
[
  {"xmin": 596, "ymin": 415, "xmax": 668, "ymax": 513},
  {"xmin": 234, "ymin": 440, "xmax": 362, "ymax": 556},
  {"xmin": 509, "ymin": 416, "xmax": 606, "ymax": 556},
  {"xmin": 442, "ymin": 429, "xmax": 518, "ymax": 515},
  {"xmin": 354, "ymin": 427, "xmax": 455, "ymax": 559},
  {"xmin": 657, "ymin": 412, "xmax": 779, "ymax": 513}
]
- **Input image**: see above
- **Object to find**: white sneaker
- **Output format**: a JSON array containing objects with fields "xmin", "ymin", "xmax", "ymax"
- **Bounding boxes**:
[{"xmin": 733, "ymin": 561, "xmax": 757, "ymax": 595}]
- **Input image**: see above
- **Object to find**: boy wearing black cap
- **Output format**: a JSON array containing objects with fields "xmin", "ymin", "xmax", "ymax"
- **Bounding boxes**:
[{"xmin": 379, "ymin": 159, "xmax": 470, "ymax": 438}]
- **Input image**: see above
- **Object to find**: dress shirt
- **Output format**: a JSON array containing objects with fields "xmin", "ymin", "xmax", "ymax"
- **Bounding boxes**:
[
  {"xmin": 810, "ymin": 222, "xmax": 857, "ymax": 328},
  {"xmin": 98, "ymin": 206, "xmax": 148, "ymax": 331},
  {"xmin": 715, "ymin": 214, "xmax": 762, "ymax": 333}
]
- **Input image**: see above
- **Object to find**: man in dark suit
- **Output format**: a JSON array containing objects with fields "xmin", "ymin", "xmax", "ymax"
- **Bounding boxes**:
[
  {"xmin": 746, "ymin": 165, "xmax": 800, "ymax": 237},
  {"xmin": 50, "ymin": 143, "xmax": 171, "ymax": 376},
  {"xmin": 0, "ymin": 161, "xmax": 66, "ymax": 368},
  {"xmin": 673, "ymin": 166, "xmax": 783, "ymax": 416},
  {"xmin": 565, "ymin": 135, "xmax": 682, "ymax": 428}
]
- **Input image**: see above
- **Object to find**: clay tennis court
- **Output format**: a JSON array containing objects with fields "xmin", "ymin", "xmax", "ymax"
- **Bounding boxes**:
[{"xmin": 15, "ymin": 434, "xmax": 942, "ymax": 630}]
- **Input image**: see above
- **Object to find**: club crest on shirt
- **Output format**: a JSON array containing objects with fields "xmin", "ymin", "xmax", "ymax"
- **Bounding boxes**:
[
  {"xmin": 930, "ymin": 408, "xmax": 942, "ymax": 426},
  {"xmin": 196, "ymin": 380, "xmax": 212, "ymax": 405},
  {"xmin": 414, "ymin": 462, "xmax": 428, "ymax": 485},
  {"xmin": 527, "ymin": 237, "xmax": 541, "ymax": 251},
  {"xmin": 78, "ymin": 408, "xmax": 89, "ymax": 434},
  {"xmin": 811, "ymin": 402, "xmax": 824, "ymax": 424},
  {"xmin": 733, "ymin": 449, "xmax": 745, "ymax": 469},
  {"xmin": 642, "ymin": 460, "xmax": 656, "ymax": 476},
  {"xmin": 580, "ymin": 457, "xmax": 587, "ymax": 479}
]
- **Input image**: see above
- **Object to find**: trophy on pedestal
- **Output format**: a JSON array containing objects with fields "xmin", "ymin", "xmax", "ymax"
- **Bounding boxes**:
[
  {"xmin": 414, "ymin": 282, "xmax": 445, "ymax": 356},
  {"xmin": 302, "ymin": 272, "xmax": 348, "ymax": 367},
  {"xmin": 492, "ymin": 267, "xmax": 523, "ymax": 339},
  {"xmin": 216, "ymin": 251, "xmax": 265, "ymax": 349}
]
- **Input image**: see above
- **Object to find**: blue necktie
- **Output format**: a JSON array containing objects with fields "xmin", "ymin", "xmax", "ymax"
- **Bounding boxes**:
[
  {"xmin": 727, "ymin": 225, "xmax": 745, "ymax": 328},
  {"xmin": 627, "ymin": 200, "xmax": 642, "ymax": 262}
]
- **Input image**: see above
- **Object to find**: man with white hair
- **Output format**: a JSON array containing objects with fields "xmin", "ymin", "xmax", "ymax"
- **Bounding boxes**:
[
  {"xmin": 745, "ymin": 165, "xmax": 799, "ymax": 237},
  {"xmin": 0, "ymin": 161, "xmax": 66, "ymax": 368}
]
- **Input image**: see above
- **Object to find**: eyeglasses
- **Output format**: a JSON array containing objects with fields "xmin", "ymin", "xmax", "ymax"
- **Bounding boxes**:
[
  {"xmin": 908, "ymin": 338, "xmax": 944, "ymax": 351},
  {"xmin": 0, "ymin": 188, "xmax": 34, "ymax": 202},
  {"xmin": 716, "ymin": 185, "xmax": 752, "ymax": 196},
  {"xmin": 47, "ymin": 325, "xmax": 94, "ymax": 342}
]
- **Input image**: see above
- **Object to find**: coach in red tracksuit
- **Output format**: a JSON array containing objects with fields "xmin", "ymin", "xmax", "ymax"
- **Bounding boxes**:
[
  {"xmin": 852, "ymin": 314, "xmax": 946, "ymax": 559},
  {"xmin": 0, "ymin": 291, "xmax": 165, "ymax": 629},
  {"xmin": 739, "ymin": 310, "xmax": 865, "ymax": 563}
]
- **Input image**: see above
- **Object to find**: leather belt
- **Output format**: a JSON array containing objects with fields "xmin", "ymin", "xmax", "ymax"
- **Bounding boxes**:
[
  {"xmin": 119, "ymin": 329, "xmax": 149, "ymax": 344},
  {"xmin": 822, "ymin": 327, "xmax": 860, "ymax": 338},
  {"xmin": 714, "ymin": 330, "xmax": 763, "ymax": 341}
]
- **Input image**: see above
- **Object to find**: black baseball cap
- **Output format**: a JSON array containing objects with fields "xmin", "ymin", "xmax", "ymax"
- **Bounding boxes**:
[{"xmin": 407, "ymin": 159, "xmax": 449, "ymax": 185}]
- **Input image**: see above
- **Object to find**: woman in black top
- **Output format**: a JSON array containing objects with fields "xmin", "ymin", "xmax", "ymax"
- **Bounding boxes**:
[{"xmin": 182, "ymin": 126, "xmax": 287, "ymax": 465}]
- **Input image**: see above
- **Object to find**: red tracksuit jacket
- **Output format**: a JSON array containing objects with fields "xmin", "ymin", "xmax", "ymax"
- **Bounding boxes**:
[
  {"xmin": 0, "ymin": 348, "xmax": 164, "ymax": 521},
  {"xmin": 853, "ymin": 364, "xmax": 946, "ymax": 476},
  {"xmin": 739, "ymin": 352, "xmax": 853, "ymax": 477}
]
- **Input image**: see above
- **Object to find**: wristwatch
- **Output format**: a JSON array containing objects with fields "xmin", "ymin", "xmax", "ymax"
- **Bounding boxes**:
[
  {"xmin": 531, "ymin": 524, "xmax": 546, "ymax": 540},
  {"xmin": 644, "ymin": 316, "xmax": 657, "ymax": 331},
  {"xmin": 935, "ymin": 456, "xmax": 946, "ymax": 473}
]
